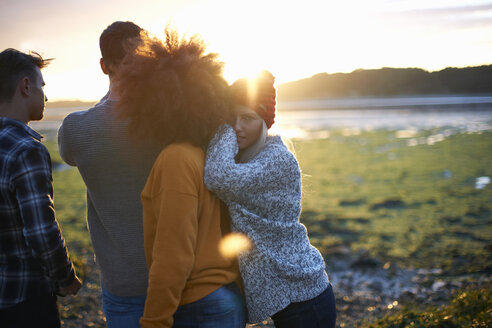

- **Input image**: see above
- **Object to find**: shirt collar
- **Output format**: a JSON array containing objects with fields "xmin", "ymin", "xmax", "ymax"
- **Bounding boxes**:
[{"xmin": 0, "ymin": 117, "xmax": 43, "ymax": 141}]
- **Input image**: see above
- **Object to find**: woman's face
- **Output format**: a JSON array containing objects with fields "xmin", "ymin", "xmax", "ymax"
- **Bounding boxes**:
[{"xmin": 234, "ymin": 104, "xmax": 264, "ymax": 151}]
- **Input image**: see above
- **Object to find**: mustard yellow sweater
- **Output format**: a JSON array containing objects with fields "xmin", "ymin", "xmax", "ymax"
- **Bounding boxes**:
[{"xmin": 139, "ymin": 142, "xmax": 239, "ymax": 328}]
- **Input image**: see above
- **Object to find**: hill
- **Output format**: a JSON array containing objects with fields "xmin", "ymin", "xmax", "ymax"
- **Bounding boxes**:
[
  {"xmin": 46, "ymin": 100, "xmax": 97, "ymax": 109},
  {"xmin": 46, "ymin": 65, "xmax": 492, "ymax": 106},
  {"xmin": 277, "ymin": 65, "xmax": 492, "ymax": 100}
]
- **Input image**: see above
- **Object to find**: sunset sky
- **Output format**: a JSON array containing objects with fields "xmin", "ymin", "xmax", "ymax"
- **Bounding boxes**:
[{"xmin": 1, "ymin": 0, "xmax": 491, "ymax": 101}]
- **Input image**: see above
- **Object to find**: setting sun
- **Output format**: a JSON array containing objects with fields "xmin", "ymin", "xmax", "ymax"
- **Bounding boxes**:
[
  {"xmin": 2, "ymin": 2, "xmax": 491, "ymax": 327},
  {"xmin": 1, "ymin": 0, "xmax": 491, "ymax": 101}
]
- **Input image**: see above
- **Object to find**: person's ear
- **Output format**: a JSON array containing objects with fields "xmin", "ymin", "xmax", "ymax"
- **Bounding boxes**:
[
  {"xmin": 19, "ymin": 77, "xmax": 31, "ymax": 97},
  {"xmin": 100, "ymin": 58, "xmax": 109, "ymax": 75}
]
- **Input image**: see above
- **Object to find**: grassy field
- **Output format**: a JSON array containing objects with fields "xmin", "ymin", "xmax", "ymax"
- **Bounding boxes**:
[
  {"xmin": 45, "ymin": 148, "xmax": 89, "ymax": 254},
  {"xmin": 294, "ymin": 129, "xmax": 492, "ymax": 276},
  {"xmin": 43, "ymin": 128, "xmax": 492, "ymax": 326}
]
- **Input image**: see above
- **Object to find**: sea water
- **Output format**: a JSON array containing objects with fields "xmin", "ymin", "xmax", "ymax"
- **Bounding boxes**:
[{"xmin": 32, "ymin": 96, "xmax": 492, "ymax": 140}]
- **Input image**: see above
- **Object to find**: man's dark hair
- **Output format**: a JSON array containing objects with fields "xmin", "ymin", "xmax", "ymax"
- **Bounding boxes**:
[
  {"xmin": 99, "ymin": 21, "xmax": 143, "ymax": 71},
  {"xmin": 0, "ymin": 48, "xmax": 51, "ymax": 104}
]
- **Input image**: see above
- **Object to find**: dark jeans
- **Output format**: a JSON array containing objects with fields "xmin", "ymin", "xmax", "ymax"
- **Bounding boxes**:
[
  {"xmin": 271, "ymin": 284, "xmax": 337, "ymax": 328},
  {"xmin": 173, "ymin": 283, "xmax": 246, "ymax": 328},
  {"xmin": 0, "ymin": 292, "xmax": 60, "ymax": 328},
  {"xmin": 101, "ymin": 285, "xmax": 146, "ymax": 328}
]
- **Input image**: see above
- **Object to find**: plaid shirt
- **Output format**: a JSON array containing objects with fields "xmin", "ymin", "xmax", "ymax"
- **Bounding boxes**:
[{"xmin": 0, "ymin": 117, "xmax": 75, "ymax": 308}]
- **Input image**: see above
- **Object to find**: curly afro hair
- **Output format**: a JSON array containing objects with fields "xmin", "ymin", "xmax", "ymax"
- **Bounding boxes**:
[{"xmin": 114, "ymin": 28, "xmax": 233, "ymax": 149}]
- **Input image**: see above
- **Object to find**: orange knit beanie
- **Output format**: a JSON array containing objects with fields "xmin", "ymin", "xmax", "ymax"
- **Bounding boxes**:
[{"xmin": 230, "ymin": 70, "xmax": 276, "ymax": 128}]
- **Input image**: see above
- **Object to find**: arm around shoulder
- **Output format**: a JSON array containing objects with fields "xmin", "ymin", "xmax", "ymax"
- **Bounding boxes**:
[
  {"xmin": 204, "ymin": 125, "xmax": 238, "ymax": 192},
  {"xmin": 205, "ymin": 128, "xmax": 300, "ymax": 200}
]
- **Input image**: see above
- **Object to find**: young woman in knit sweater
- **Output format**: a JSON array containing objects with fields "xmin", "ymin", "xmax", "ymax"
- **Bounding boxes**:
[
  {"xmin": 113, "ymin": 30, "xmax": 246, "ymax": 328},
  {"xmin": 204, "ymin": 70, "xmax": 337, "ymax": 327}
]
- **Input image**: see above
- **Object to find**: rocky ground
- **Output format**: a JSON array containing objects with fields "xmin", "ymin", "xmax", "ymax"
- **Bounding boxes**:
[
  {"xmin": 59, "ymin": 249, "xmax": 491, "ymax": 328},
  {"xmin": 58, "ymin": 250, "xmax": 106, "ymax": 328}
]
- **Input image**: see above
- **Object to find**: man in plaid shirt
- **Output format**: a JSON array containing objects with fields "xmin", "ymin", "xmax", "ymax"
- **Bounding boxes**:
[{"xmin": 0, "ymin": 49, "xmax": 82, "ymax": 328}]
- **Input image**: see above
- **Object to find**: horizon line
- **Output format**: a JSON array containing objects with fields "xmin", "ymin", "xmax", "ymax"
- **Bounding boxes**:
[{"xmin": 46, "ymin": 62, "xmax": 492, "ymax": 103}]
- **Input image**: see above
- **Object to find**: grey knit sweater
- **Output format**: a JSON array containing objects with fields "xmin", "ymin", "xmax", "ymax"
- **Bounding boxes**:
[
  {"xmin": 204, "ymin": 125, "xmax": 329, "ymax": 323},
  {"xmin": 58, "ymin": 99, "xmax": 159, "ymax": 297}
]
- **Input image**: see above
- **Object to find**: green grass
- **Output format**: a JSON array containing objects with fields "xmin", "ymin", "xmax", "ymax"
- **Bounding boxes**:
[
  {"xmin": 44, "ymin": 130, "xmax": 492, "ymax": 276},
  {"xmin": 360, "ymin": 285, "xmax": 492, "ymax": 328},
  {"xmin": 294, "ymin": 130, "xmax": 492, "ymax": 275},
  {"xmin": 43, "ymin": 140, "xmax": 91, "ymax": 278}
]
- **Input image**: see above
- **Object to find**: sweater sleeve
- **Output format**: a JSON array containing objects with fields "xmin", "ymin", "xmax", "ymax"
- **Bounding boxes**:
[
  {"xmin": 204, "ymin": 125, "xmax": 300, "ymax": 203},
  {"xmin": 57, "ymin": 115, "xmax": 76, "ymax": 166},
  {"xmin": 140, "ymin": 146, "xmax": 200, "ymax": 328}
]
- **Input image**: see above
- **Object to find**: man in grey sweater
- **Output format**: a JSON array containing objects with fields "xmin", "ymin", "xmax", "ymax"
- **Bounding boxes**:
[{"xmin": 58, "ymin": 21, "xmax": 159, "ymax": 328}]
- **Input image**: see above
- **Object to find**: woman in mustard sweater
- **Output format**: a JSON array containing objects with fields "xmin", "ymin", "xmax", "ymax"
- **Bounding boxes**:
[{"xmin": 113, "ymin": 29, "xmax": 245, "ymax": 328}]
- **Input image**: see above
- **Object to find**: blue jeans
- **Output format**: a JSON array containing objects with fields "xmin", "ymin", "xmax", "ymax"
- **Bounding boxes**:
[
  {"xmin": 271, "ymin": 284, "xmax": 337, "ymax": 328},
  {"xmin": 173, "ymin": 283, "xmax": 246, "ymax": 328},
  {"xmin": 101, "ymin": 286, "xmax": 146, "ymax": 328}
]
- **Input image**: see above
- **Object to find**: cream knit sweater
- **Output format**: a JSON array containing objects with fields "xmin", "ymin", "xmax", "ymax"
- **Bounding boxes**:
[{"xmin": 204, "ymin": 125, "xmax": 329, "ymax": 323}]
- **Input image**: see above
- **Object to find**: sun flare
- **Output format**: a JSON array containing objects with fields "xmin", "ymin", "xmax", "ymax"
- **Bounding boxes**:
[{"xmin": 219, "ymin": 232, "xmax": 252, "ymax": 259}]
